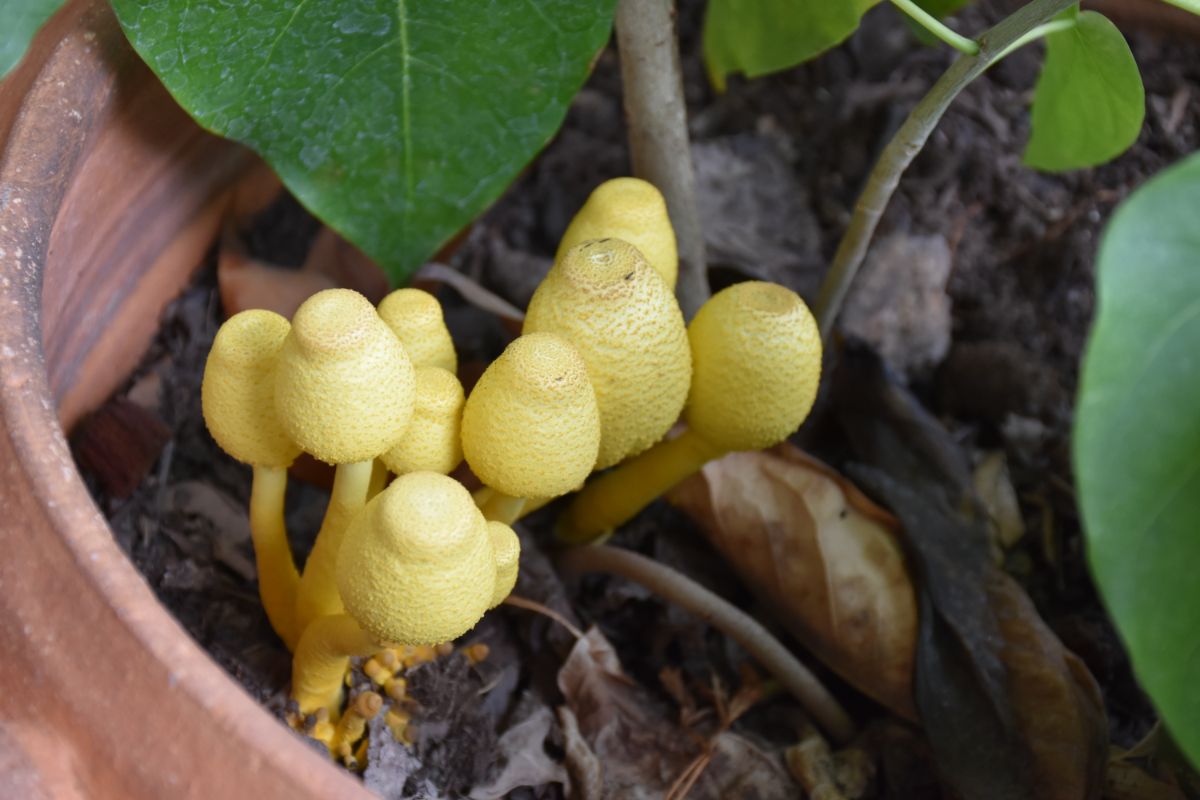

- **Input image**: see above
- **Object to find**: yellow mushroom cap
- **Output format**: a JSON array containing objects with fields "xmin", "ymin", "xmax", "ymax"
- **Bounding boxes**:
[
  {"xmin": 337, "ymin": 472, "xmax": 496, "ymax": 645},
  {"xmin": 487, "ymin": 521, "xmax": 520, "ymax": 609},
  {"xmin": 201, "ymin": 310, "xmax": 301, "ymax": 468},
  {"xmin": 461, "ymin": 333, "xmax": 601, "ymax": 499},
  {"xmin": 684, "ymin": 281, "xmax": 822, "ymax": 451},
  {"xmin": 380, "ymin": 366, "xmax": 464, "ymax": 476},
  {"xmin": 525, "ymin": 238, "xmax": 691, "ymax": 469},
  {"xmin": 274, "ymin": 289, "xmax": 415, "ymax": 464},
  {"xmin": 377, "ymin": 288, "xmax": 457, "ymax": 373},
  {"xmin": 556, "ymin": 178, "xmax": 678, "ymax": 290}
]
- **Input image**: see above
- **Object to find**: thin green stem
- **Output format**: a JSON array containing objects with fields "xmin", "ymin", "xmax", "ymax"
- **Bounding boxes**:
[
  {"xmin": 890, "ymin": 0, "xmax": 979, "ymax": 55},
  {"xmin": 992, "ymin": 18, "xmax": 1076, "ymax": 63},
  {"xmin": 814, "ymin": 0, "xmax": 1078, "ymax": 341}
]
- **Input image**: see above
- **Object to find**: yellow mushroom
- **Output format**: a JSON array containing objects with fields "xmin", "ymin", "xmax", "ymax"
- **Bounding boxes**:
[
  {"xmin": 557, "ymin": 178, "xmax": 678, "ymax": 290},
  {"xmin": 201, "ymin": 309, "xmax": 303, "ymax": 649},
  {"xmin": 274, "ymin": 288, "xmax": 416, "ymax": 632},
  {"xmin": 291, "ymin": 472, "xmax": 517, "ymax": 714},
  {"xmin": 461, "ymin": 333, "xmax": 601, "ymax": 523},
  {"xmin": 524, "ymin": 238, "xmax": 691, "ymax": 470},
  {"xmin": 377, "ymin": 287, "xmax": 457, "ymax": 373},
  {"xmin": 559, "ymin": 281, "xmax": 822, "ymax": 543},
  {"xmin": 380, "ymin": 366, "xmax": 465, "ymax": 477},
  {"xmin": 488, "ymin": 521, "xmax": 520, "ymax": 608}
]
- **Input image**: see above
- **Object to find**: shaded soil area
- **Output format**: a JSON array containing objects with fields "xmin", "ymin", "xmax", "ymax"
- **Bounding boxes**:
[{"xmin": 75, "ymin": 1, "xmax": 1200, "ymax": 797}]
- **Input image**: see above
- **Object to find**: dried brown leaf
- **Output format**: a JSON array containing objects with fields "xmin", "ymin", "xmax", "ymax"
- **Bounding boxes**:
[
  {"xmin": 468, "ymin": 706, "xmax": 567, "ymax": 800},
  {"xmin": 301, "ymin": 226, "xmax": 390, "ymax": 304},
  {"xmin": 217, "ymin": 244, "xmax": 334, "ymax": 319},
  {"xmin": 670, "ymin": 444, "xmax": 918, "ymax": 719},
  {"xmin": 557, "ymin": 628, "xmax": 796, "ymax": 800}
]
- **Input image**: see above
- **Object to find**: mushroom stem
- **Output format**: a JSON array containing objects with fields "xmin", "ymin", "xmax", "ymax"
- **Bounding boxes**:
[
  {"xmin": 366, "ymin": 458, "xmax": 390, "ymax": 502},
  {"xmin": 249, "ymin": 465, "xmax": 301, "ymax": 650},
  {"xmin": 558, "ymin": 428, "xmax": 723, "ymax": 544},
  {"xmin": 556, "ymin": 545, "xmax": 855, "ymax": 743},
  {"xmin": 291, "ymin": 613, "xmax": 379, "ymax": 716},
  {"xmin": 479, "ymin": 491, "xmax": 527, "ymax": 525},
  {"xmin": 294, "ymin": 460, "xmax": 374, "ymax": 633}
]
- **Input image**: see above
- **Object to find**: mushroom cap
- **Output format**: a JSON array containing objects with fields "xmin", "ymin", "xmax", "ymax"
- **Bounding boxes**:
[
  {"xmin": 487, "ymin": 521, "xmax": 520, "ymax": 608},
  {"xmin": 380, "ymin": 366, "xmax": 465, "ymax": 476},
  {"xmin": 274, "ymin": 289, "xmax": 415, "ymax": 464},
  {"xmin": 525, "ymin": 238, "xmax": 691, "ymax": 469},
  {"xmin": 556, "ymin": 178, "xmax": 678, "ymax": 290},
  {"xmin": 337, "ymin": 472, "xmax": 496, "ymax": 645},
  {"xmin": 684, "ymin": 281, "xmax": 822, "ymax": 451},
  {"xmin": 461, "ymin": 333, "xmax": 601, "ymax": 498},
  {"xmin": 377, "ymin": 288, "xmax": 457, "ymax": 373},
  {"xmin": 201, "ymin": 309, "xmax": 301, "ymax": 468}
]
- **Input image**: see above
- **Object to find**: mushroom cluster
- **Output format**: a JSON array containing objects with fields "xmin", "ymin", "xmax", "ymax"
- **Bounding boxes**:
[{"xmin": 200, "ymin": 176, "xmax": 822, "ymax": 762}]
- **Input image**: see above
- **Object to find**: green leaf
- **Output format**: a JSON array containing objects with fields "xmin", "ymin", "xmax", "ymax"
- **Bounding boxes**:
[
  {"xmin": 111, "ymin": 0, "xmax": 616, "ymax": 284},
  {"xmin": 704, "ymin": 0, "xmax": 882, "ymax": 91},
  {"xmin": 0, "ymin": 0, "xmax": 67, "ymax": 79},
  {"xmin": 1023, "ymin": 11, "xmax": 1144, "ymax": 172},
  {"xmin": 1075, "ymin": 152, "xmax": 1200, "ymax": 770}
]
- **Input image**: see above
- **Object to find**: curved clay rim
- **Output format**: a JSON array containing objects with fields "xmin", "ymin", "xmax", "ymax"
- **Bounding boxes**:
[{"xmin": 0, "ymin": 3, "xmax": 371, "ymax": 798}]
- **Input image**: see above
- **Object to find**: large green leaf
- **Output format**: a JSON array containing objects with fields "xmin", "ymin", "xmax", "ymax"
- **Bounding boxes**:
[
  {"xmin": 1075, "ymin": 152, "xmax": 1200, "ymax": 769},
  {"xmin": 0, "ymin": 0, "xmax": 67, "ymax": 78},
  {"xmin": 1160, "ymin": 0, "xmax": 1200, "ymax": 14},
  {"xmin": 703, "ymin": 0, "xmax": 881, "ymax": 91},
  {"xmin": 111, "ymin": 0, "xmax": 615, "ymax": 284},
  {"xmin": 1024, "ymin": 10, "xmax": 1144, "ymax": 172}
]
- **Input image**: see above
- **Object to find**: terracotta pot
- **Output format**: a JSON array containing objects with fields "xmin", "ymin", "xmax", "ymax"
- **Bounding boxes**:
[{"xmin": 0, "ymin": 3, "xmax": 371, "ymax": 797}]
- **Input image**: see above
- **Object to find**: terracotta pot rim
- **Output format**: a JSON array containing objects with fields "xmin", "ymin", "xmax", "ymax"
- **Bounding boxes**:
[{"xmin": 0, "ymin": 3, "xmax": 368, "ymax": 796}]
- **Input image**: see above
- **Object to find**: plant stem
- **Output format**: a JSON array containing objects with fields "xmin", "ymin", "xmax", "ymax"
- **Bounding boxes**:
[
  {"xmin": 615, "ymin": 0, "xmax": 710, "ymax": 319},
  {"xmin": 556, "ymin": 544, "xmax": 856, "ymax": 742},
  {"xmin": 890, "ymin": 0, "xmax": 980, "ymax": 55},
  {"xmin": 992, "ymin": 18, "xmax": 1076, "ymax": 62},
  {"xmin": 813, "ymin": 0, "xmax": 1078, "ymax": 341}
]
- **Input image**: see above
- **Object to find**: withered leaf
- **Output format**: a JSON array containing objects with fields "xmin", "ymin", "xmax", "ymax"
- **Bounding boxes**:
[
  {"xmin": 557, "ymin": 628, "xmax": 797, "ymax": 800},
  {"xmin": 670, "ymin": 445, "xmax": 918, "ymax": 720}
]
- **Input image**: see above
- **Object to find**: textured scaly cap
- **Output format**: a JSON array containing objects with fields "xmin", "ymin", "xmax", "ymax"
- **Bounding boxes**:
[
  {"xmin": 202, "ymin": 309, "xmax": 301, "ymax": 468},
  {"xmin": 377, "ymin": 288, "xmax": 457, "ymax": 373},
  {"xmin": 275, "ymin": 289, "xmax": 415, "ymax": 464},
  {"xmin": 337, "ymin": 472, "xmax": 498, "ymax": 645},
  {"xmin": 525, "ymin": 238, "xmax": 690, "ymax": 469},
  {"xmin": 461, "ymin": 333, "xmax": 600, "ymax": 499},
  {"xmin": 487, "ymin": 522, "xmax": 520, "ymax": 608},
  {"xmin": 381, "ymin": 366, "xmax": 464, "ymax": 476},
  {"xmin": 685, "ymin": 281, "xmax": 822, "ymax": 451},
  {"xmin": 556, "ymin": 178, "xmax": 678, "ymax": 289}
]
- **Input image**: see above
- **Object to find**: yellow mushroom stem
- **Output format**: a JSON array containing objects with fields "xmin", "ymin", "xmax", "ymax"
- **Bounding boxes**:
[
  {"xmin": 291, "ymin": 613, "xmax": 379, "ymax": 716},
  {"xmin": 249, "ymin": 465, "xmax": 301, "ymax": 650},
  {"xmin": 556, "ymin": 544, "xmax": 855, "ymax": 743},
  {"xmin": 557, "ymin": 427, "xmax": 723, "ymax": 544},
  {"xmin": 478, "ymin": 491, "xmax": 526, "ymax": 526},
  {"xmin": 366, "ymin": 458, "xmax": 390, "ymax": 502},
  {"xmin": 294, "ymin": 460, "xmax": 374, "ymax": 633}
]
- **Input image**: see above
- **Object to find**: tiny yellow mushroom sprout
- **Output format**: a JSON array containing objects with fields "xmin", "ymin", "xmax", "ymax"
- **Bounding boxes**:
[
  {"xmin": 380, "ymin": 366, "xmax": 465, "ymax": 477},
  {"xmin": 524, "ymin": 238, "xmax": 691, "ymax": 470},
  {"xmin": 274, "ymin": 288, "xmax": 416, "ymax": 633},
  {"xmin": 291, "ymin": 472, "xmax": 518, "ymax": 715},
  {"xmin": 557, "ymin": 177, "xmax": 678, "ymax": 290},
  {"xmin": 377, "ymin": 287, "xmax": 458, "ymax": 373},
  {"xmin": 201, "ymin": 309, "xmax": 304, "ymax": 649},
  {"xmin": 559, "ymin": 281, "xmax": 822, "ymax": 543},
  {"xmin": 461, "ymin": 332, "xmax": 601, "ymax": 524}
]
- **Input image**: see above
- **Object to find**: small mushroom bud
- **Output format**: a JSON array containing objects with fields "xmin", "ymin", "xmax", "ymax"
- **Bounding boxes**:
[
  {"xmin": 556, "ymin": 178, "xmax": 678, "ymax": 290},
  {"xmin": 524, "ymin": 238, "xmax": 691, "ymax": 469},
  {"xmin": 377, "ymin": 287, "xmax": 457, "ymax": 373},
  {"xmin": 380, "ymin": 366, "xmax": 464, "ymax": 476},
  {"xmin": 290, "ymin": 473, "xmax": 520, "ymax": 715},
  {"xmin": 202, "ymin": 309, "xmax": 300, "ymax": 469},
  {"xmin": 461, "ymin": 333, "xmax": 601, "ymax": 505},
  {"xmin": 201, "ymin": 309, "xmax": 302, "ymax": 649},
  {"xmin": 275, "ymin": 288, "xmax": 415, "ymax": 465},
  {"xmin": 559, "ymin": 281, "xmax": 822, "ymax": 543}
]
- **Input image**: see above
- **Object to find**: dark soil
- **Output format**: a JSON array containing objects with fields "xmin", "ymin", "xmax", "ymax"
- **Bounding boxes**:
[{"xmin": 75, "ymin": 1, "xmax": 1200, "ymax": 797}]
